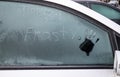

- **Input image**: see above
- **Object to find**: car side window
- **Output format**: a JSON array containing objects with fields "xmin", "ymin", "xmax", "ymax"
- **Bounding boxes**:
[
  {"xmin": 91, "ymin": 4, "xmax": 120, "ymax": 19},
  {"xmin": 0, "ymin": 1, "xmax": 113, "ymax": 66}
]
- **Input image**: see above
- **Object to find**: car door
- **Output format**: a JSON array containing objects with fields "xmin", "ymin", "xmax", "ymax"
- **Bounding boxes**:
[{"xmin": 0, "ymin": 0, "xmax": 119, "ymax": 77}]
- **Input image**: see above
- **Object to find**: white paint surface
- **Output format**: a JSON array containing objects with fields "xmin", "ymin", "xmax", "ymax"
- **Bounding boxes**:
[{"xmin": 0, "ymin": 69, "xmax": 115, "ymax": 77}]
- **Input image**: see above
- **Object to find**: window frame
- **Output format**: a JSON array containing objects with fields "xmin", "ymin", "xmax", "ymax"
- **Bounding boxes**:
[
  {"xmin": 113, "ymin": 31, "xmax": 120, "ymax": 50},
  {"xmin": 0, "ymin": 0, "xmax": 117, "ymax": 69}
]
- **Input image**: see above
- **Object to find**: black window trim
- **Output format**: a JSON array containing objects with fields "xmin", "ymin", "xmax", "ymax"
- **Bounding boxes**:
[
  {"xmin": 113, "ymin": 31, "xmax": 120, "ymax": 50},
  {"xmin": 0, "ymin": 0, "xmax": 116, "ymax": 69}
]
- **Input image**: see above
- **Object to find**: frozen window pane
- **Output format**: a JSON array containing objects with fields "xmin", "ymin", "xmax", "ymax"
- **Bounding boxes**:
[{"xmin": 0, "ymin": 1, "xmax": 113, "ymax": 66}]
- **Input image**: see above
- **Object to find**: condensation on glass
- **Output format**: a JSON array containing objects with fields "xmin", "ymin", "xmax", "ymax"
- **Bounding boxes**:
[{"xmin": 0, "ymin": 1, "xmax": 113, "ymax": 66}]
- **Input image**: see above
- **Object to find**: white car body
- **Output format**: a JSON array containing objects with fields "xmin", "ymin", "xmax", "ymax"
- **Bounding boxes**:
[
  {"xmin": 0, "ymin": 69, "xmax": 116, "ymax": 77},
  {"xmin": 0, "ymin": 0, "xmax": 120, "ymax": 77}
]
